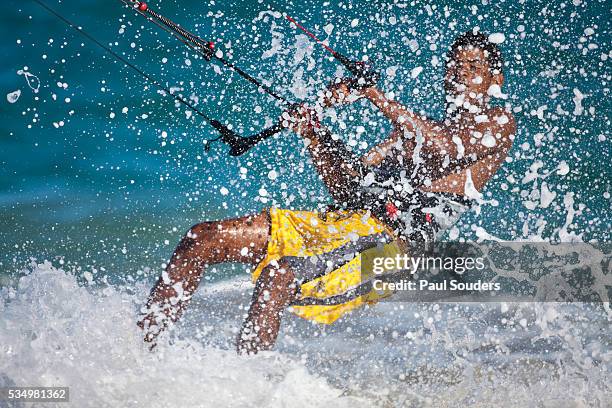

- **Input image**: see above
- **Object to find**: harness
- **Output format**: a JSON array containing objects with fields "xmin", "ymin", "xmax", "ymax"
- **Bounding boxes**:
[{"xmin": 331, "ymin": 160, "xmax": 474, "ymax": 245}]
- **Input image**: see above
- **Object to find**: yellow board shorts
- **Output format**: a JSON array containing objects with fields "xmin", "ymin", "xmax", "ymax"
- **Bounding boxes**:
[{"xmin": 252, "ymin": 207, "xmax": 403, "ymax": 324}]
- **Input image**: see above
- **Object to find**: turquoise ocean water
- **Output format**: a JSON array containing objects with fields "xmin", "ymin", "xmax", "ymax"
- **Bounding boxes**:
[
  {"xmin": 0, "ymin": 1, "xmax": 610, "ymax": 406},
  {"xmin": 1, "ymin": 0, "xmax": 609, "ymax": 281}
]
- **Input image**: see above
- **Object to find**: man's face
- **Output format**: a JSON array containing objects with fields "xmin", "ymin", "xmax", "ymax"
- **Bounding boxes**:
[{"xmin": 444, "ymin": 47, "xmax": 501, "ymax": 109}]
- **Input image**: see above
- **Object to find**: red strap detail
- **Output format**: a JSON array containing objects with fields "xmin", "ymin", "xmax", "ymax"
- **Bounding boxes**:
[
  {"xmin": 386, "ymin": 202, "xmax": 399, "ymax": 219},
  {"xmin": 425, "ymin": 213, "xmax": 432, "ymax": 223},
  {"xmin": 307, "ymin": 107, "xmax": 321, "ymax": 129}
]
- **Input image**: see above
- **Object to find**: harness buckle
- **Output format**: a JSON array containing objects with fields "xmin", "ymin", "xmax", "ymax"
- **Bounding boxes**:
[{"xmin": 385, "ymin": 202, "xmax": 399, "ymax": 220}]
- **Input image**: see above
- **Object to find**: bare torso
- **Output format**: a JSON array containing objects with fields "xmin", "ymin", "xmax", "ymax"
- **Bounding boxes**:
[{"xmin": 361, "ymin": 105, "xmax": 515, "ymax": 196}]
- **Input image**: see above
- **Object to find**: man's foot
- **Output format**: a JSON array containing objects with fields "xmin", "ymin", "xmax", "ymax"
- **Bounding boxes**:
[
  {"xmin": 236, "ymin": 263, "xmax": 299, "ymax": 354},
  {"xmin": 137, "ymin": 312, "xmax": 165, "ymax": 350},
  {"xmin": 236, "ymin": 320, "xmax": 274, "ymax": 355}
]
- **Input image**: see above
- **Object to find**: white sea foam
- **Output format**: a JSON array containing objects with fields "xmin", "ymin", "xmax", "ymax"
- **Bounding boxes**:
[
  {"xmin": 6, "ymin": 89, "xmax": 20, "ymax": 103},
  {"xmin": 2, "ymin": 261, "xmax": 610, "ymax": 407},
  {"xmin": 572, "ymin": 88, "xmax": 585, "ymax": 115},
  {"xmin": 410, "ymin": 66, "xmax": 423, "ymax": 79},
  {"xmin": 17, "ymin": 69, "xmax": 40, "ymax": 93},
  {"xmin": 0, "ymin": 262, "xmax": 366, "ymax": 408},
  {"xmin": 488, "ymin": 32, "xmax": 506, "ymax": 44}
]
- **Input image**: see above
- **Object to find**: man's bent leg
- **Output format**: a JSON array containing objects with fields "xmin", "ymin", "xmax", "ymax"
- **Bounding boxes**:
[
  {"xmin": 138, "ymin": 212, "xmax": 270, "ymax": 346},
  {"xmin": 237, "ymin": 261, "xmax": 298, "ymax": 354}
]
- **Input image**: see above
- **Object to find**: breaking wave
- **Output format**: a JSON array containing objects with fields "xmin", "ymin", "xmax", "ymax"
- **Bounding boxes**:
[{"xmin": 1, "ymin": 261, "xmax": 609, "ymax": 407}]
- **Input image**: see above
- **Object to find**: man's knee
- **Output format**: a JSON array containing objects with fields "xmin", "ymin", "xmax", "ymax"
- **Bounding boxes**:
[
  {"xmin": 256, "ymin": 263, "xmax": 298, "ymax": 299},
  {"xmin": 188, "ymin": 221, "xmax": 218, "ymax": 238},
  {"xmin": 176, "ymin": 212, "xmax": 270, "ymax": 263},
  {"xmin": 177, "ymin": 221, "xmax": 218, "ymax": 254}
]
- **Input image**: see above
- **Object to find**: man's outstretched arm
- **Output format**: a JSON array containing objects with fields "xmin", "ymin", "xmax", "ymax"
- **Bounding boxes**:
[
  {"xmin": 352, "ymin": 86, "xmax": 474, "ymax": 163},
  {"xmin": 318, "ymin": 80, "xmax": 418, "ymax": 168},
  {"xmin": 363, "ymin": 88, "xmax": 516, "ymax": 165},
  {"xmin": 282, "ymin": 106, "xmax": 364, "ymax": 207},
  {"xmin": 362, "ymin": 87, "xmax": 445, "ymax": 146}
]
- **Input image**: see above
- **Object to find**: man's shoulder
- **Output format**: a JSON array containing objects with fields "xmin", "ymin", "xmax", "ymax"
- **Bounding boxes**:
[
  {"xmin": 485, "ymin": 106, "xmax": 516, "ymax": 151},
  {"xmin": 487, "ymin": 106, "xmax": 516, "ymax": 130}
]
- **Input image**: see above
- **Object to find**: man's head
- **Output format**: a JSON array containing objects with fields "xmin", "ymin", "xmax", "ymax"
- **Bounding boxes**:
[{"xmin": 445, "ymin": 31, "xmax": 504, "ymax": 110}]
